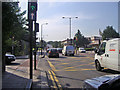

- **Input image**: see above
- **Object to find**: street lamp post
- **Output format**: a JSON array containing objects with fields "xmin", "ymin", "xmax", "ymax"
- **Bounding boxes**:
[
  {"xmin": 62, "ymin": 16, "xmax": 78, "ymax": 43},
  {"xmin": 40, "ymin": 23, "xmax": 48, "ymax": 55}
]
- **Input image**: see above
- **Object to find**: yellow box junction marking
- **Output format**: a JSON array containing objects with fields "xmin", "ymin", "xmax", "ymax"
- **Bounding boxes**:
[
  {"xmin": 63, "ymin": 62, "xmax": 94, "ymax": 70},
  {"xmin": 47, "ymin": 57, "xmax": 95, "ymax": 72}
]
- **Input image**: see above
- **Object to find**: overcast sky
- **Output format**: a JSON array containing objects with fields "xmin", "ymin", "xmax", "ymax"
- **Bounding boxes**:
[{"xmin": 19, "ymin": 1, "xmax": 118, "ymax": 41}]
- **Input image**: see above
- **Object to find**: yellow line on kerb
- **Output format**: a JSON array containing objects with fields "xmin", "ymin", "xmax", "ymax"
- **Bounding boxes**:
[
  {"xmin": 47, "ymin": 59, "xmax": 57, "ymax": 71},
  {"xmin": 47, "ymin": 59, "xmax": 62, "ymax": 90},
  {"xmin": 51, "ymin": 70, "xmax": 62, "ymax": 90},
  {"xmin": 48, "ymin": 71, "xmax": 57, "ymax": 89}
]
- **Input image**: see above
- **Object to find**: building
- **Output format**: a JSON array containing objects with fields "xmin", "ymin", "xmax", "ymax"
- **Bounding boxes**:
[
  {"xmin": 61, "ymin": 38, "xmax": 73, "ymax": 45},
  {"xmin": 87, "ymin": 36, "xmax": 102, "ymax": 48}
]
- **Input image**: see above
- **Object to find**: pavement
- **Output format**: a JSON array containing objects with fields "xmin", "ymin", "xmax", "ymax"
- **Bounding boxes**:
[{"xmin": 2, "ymin": 55, "xmax": 49, "ymax": 90}]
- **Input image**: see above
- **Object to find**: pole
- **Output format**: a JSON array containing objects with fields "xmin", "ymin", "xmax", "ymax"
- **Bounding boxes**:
[
  {"xmin": 29, "ymin": 20, "xmax": 33, "ymax": 79},
  {"xmin": 69, "ymin": 18, "xmax": 71, "ymax": 39},
  {"xmin": 41, "ymin": 25, "xmax": 42, "ymax": 55},
  {"xmin": 69, "ymin": 18, "xmax": 72, "ymax": 44},
  {"xmin": 34, "ymin": 20, "xmax": 36, "ymax": 70}
]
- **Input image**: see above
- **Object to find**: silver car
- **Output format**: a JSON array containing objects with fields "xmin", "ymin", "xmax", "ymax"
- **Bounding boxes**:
[{"xmin": 83, "ymin": 74, "xmax": 120, "ymax": 89}]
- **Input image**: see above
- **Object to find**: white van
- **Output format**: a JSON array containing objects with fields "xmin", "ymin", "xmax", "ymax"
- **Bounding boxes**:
[
  {"xmin": 62, "ymin": 45, "xmax": 75, "ymax": 56},
  {"xmin": 94, "ymin": 38, "xmax": 120, "ymax": 71}
]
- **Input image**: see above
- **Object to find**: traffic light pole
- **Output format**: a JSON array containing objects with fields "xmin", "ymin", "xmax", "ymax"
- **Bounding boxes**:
[
  {"xmin": 29, "ymin": 20, "xmax": 33, "ymax": 79},
  {"xmin": 34, "ymin": 20, "xmax": 37, "ymax": 70},
  {"xmin": 28, "ymin": 1, "xmax": 37, "ymax": 79}
]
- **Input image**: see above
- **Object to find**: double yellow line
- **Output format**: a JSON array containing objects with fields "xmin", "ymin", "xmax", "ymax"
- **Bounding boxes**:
[
  {"xmin": 47, "ymin": 59, "xmax": 62, "ymax": 90},
  {"xmin": 48, "ymin": 70, "xmax": 62, "ymax": 90}
]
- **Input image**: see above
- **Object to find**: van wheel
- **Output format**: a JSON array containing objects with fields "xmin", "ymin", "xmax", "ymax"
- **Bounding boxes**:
[{"xmin": 95, "ymin": 60, "xmax": 102, "ymax": 71}]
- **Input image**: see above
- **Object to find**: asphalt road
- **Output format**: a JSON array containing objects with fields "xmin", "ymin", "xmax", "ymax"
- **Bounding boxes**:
[
  {"xmin": 6, "ymin": 52, "xmax": 120, "ymax": 89},
  {"xmin": 45, "ymin": 52, "xmax": 120, "ymax": 89}
]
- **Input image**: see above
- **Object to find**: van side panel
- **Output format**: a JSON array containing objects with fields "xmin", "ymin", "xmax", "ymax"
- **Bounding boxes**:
[{"xmin": 106, "ymin": 40, "xmax": 118, "ymax": 71}]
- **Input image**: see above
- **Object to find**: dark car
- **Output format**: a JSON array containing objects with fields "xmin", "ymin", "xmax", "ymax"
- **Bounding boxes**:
[
  {"xmin": 48, "ymin": 48, "xmax": 59, "ymax": 58},
  {"xmin": 5, "ymin": 53, "xmax": 16, "ymax": 64}
]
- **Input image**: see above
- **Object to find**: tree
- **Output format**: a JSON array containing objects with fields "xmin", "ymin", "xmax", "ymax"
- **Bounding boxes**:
[
  {"xmin": 73, "ymin": 29, "xmax": 89, "ymax": 48},
  {"xmin": 2, "ymin": 2, "xmax": 27, "ymax": 54},
  {"xmin": 2, "ymin": 2, "xmax": 27, "ymax": 72},
  {"xmin": 102, "ymin": 26, "xmax": 119, "ymax": 40},
  {"xmin": 47, "ymin": 41, "xmax": 63, "ymax": 48}
]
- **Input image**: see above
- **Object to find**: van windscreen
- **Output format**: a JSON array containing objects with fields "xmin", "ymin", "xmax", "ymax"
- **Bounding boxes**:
[{"xmin": 66, "ymin": 46, "xmax": 74, "ymax": 50}]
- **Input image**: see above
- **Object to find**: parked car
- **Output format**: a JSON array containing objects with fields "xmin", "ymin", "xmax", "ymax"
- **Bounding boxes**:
[
  {"xmin": 62, "ymin": 45, "xmax": 75, "ymax": 56},
  {"xmin": 79, "ymin": 48, "xmax": 86, "ymax": 53},
  {"xmin": 5, "ymin": 53, "xmax": 16, "ymax": 64},
  {"xmin": 57, "ymin": 48, "xmax": 63, "ymax": 53},
  {"xmin": 48, "ymin": 48, "xmax": 59, "ymax": 58},
  {"xmin": 83, "ymin": 74, "xmax": 120, "ymax": 89},
  {"xmin": 95, "ymin": 38, "xmax": 120, "ymax": 72}
]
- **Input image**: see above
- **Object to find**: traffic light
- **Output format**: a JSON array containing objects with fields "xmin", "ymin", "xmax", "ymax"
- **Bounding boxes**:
[
  {"xmin": 74, "ymin": 36, "xmax": 78, "ymax": 41},
  {"xmin": 29, "ymin": 2, "xmax": 37, "ymax": 13},
  {"xmin": 28, "ymin": 2, "xmax": 37, "ymax": 21},
  {"xmin": 76, "ymin": 37, "xmax": 78, "ymax": 41}
]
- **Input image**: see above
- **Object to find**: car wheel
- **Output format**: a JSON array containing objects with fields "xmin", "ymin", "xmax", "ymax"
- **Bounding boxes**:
[{"xmin": 95, "ymin": 60, "xmax": 102, "ymax": 71}]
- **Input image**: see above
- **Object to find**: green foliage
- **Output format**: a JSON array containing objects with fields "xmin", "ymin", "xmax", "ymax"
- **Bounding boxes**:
[
  {"xmin": 47, "ymin": 41, "xmax": 63, "ymax": 48},
  {"xmin": 73, "ymin": 29, "xmax": 89, "ymax": 48},
  {"xmin": 2, "ymin": 2, "xmax": 28, "ymax": 55},
  {"xmin": 102, "ymin": 26, "xmax": 119, "ymax": 40}
]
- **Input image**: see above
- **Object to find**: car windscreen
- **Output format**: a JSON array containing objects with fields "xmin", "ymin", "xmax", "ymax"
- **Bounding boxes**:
[
  {"xmin": 51, "ymin": 49, "xmax": 57, "ymax": 52},
  {"xmin": 66, "ymin": 46, "xmax": 74, "ymax": 50}
]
